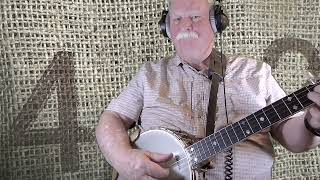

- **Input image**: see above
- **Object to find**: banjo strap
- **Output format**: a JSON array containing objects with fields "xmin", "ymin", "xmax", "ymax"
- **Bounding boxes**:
[{"xmin": 206, "ymin": 51, "xmax": 226, "ymax": 136}]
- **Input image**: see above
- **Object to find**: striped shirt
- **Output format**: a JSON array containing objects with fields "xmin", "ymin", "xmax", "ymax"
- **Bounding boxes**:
[{"xmin": 107, "ymin": 54, "xmax": 286, "ymax": 180}]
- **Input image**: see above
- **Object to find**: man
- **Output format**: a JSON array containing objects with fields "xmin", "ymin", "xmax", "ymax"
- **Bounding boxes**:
[{"xmin": 96, "ymin": 0, "xmax": 320, "ymax": 179}]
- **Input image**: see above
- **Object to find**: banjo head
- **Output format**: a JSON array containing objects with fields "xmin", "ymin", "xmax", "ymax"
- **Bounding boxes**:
[{"xmin": 134, "ymin": 129, "xmax": 193, "ymax": 180}]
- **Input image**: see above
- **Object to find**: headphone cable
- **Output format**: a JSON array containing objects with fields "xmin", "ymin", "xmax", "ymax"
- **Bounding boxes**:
[{"xmin": 219, "ymin": 31, "xmax": 234, "ymax": 180}]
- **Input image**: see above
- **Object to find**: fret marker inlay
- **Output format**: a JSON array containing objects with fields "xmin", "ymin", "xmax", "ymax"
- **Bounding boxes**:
[{"xmin": 188, "ymin": 81, "xmax": 320, "ymax": 168}]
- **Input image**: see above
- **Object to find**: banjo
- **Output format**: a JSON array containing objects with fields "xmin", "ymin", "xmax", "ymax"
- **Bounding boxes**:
[{"xmin": 117, "ymin": 80, "xmax": 319, "ymax": 180}]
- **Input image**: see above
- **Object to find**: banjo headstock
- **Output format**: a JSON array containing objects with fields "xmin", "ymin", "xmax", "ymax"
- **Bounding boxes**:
[{"xmin": 305, "ymin": 71, "xmax": 320, "ymax": 85}]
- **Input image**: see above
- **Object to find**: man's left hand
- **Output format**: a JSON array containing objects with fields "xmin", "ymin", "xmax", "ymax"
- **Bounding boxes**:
[{"xmin": 306, "ymin": 85, "xmax": 320, "ymax": 129}]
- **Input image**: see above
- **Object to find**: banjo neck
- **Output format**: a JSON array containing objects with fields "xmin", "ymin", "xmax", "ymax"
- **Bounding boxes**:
[{"xmin": 186, "ymin": 81, "xmax": 320, "ymax": 169}]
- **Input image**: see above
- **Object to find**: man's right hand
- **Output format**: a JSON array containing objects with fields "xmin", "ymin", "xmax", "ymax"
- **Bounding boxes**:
[
  {"xmin": 96, "ymin": 111, "xmax": 172, "ymax": 179},
  {"xmin": 116, "ymin": 149, "xmax": 173, "ymax": 180}
]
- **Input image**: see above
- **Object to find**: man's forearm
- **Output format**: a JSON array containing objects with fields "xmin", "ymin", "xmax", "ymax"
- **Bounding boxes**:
[
  {"xmin": 95, "ymin": 111, "xmax": 133, "ymax": 167},
  {"xmin": 272, "ymin": 114, "xmax": 320, "ymax": 153}
]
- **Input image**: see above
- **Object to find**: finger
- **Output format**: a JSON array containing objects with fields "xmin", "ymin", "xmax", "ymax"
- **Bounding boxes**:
[
  {"xmin": 307, "ymin": 91, "xmax": 320, "ymax": 106},
  {"xmin": 146, "ymin": 151, "xmax": 173, "ymax": 163},
  {"xmin": 314, "ymin": 85, "xmax": 320, "ymax": 93},
  {"xmin": 144, "ymin": 161, "xmax": 170, "ymax": 179},
  {"xmin": 309, "ymin": 107, "xmax": 320, "ymax": 128},
  {"xmin": 141, "ymin": 175, "xmax": 156, "ymax": 180}
]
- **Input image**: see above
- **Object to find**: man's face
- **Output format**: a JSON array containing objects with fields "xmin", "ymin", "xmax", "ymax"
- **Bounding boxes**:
[{"xmin": 169, "ymin": 0, "xmax": 214, "ymax": 65}]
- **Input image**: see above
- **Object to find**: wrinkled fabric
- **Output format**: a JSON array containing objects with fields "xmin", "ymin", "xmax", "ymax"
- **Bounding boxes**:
[{"xmin": 107, "ymin": 54, "xmax": 287, "ymax": 179}]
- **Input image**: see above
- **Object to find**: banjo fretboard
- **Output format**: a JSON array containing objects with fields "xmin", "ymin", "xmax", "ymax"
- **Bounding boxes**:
[{"xmin": 186, "ymin": 81, "xmax": 320, "ymax": 168}]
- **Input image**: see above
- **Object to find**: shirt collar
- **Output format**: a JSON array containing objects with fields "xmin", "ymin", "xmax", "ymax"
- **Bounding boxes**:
[
  {"xmin": 172, "ymin": 54, "xmax": 212, "ymax": 79},
  {"xmin": 172, "ymin": 54, "xmax": 184, "ymax": 67}
]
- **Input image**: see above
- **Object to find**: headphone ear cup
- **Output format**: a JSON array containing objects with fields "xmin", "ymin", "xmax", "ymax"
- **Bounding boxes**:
[
  {"xmin": 210, "ymin": 4, "xmax": 229, "ymax": 33},
  {"xmin": 209, "ymin": 5, "xmax": 218, "ymax": 33},
  {"xmin": 159, "ymin": 3, "xmax": 229, "ymax": 37},
  {"xmin": 165, "ymin": 12, "xmax": 172, "ymax": 39},
  {"xmin": 158, "ymin": 10, "xmax": 171, "ymax": 39}
]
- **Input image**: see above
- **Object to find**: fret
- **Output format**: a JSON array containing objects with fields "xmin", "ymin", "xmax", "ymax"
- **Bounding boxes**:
[
  {"xmin": 272, "ymin": 99, "xmax": 292, "ymax": 119},
  {"xmin": 282, "ymin": 94, "xmax": 303, "ymax": 115},
  {"xmin": 270, "ymin": 103, "xmax": 281, "ymax": 119},
  {"xmin": 231, "ymin": 122, "xmax": 246, "ymax": 141},
  {"xmin": 214, "ymin": 132, "xmax": 227, "ymax": 150},
  {"xmin": 186, "ymin": 143, "xmax": 202, "ymax": 164},
  {"xmin": 209, "ymin": 134, "xmax": 221, "ymax": 152},
  {"xmin": 292, "ymin": 92, "xmax": 304, "ymax": 108},
  {"xmin": 193, "ymin": 142, "xmax": 202, "ymax": 159},
  {"xmin": 238, "ymin": 119, "xmax": 253, "ymax": 137},
  {"xmin": 218, "ymin": 131, "xmax": 228, "ymax": 148},
  {"xmin": 262, "ymin": 105, "xmax": 281, "ymax": 124},
  {"xmin": 186, "ymin": 144, "xmax": 197, "ymax": 156},
  {"xmin": 219, "ymin": 128, "xmax": 232, "ymax": 147},
  {"xmin": 253, "ymin": 114, "xmax": 263, "ymax": 129},
  {"xmin": 204, "ymin": 137, "xmax": 216, "ymax": 157},
  {"xmin": 197, "ymin": 140, "xmax": 210, "ymax": 162},
  {"xmin": 225, "ymin": 125, "xmax": 239, "ymax": 144},
  {"xmin": 305, "ymin": 85, "xmax": 312, "ymax": 92},
  {"xmin": 256, "ymin": 109, "xmax": 271, "ymax": 129},
  {"xmin": 188, "ymin": 82, "xmax": 320, "ymax": 168},
  {"xmin": 193, "ymin": 141, "xmax": 206, "ymax": 163},
  {"xmin": 246, "ymin": 115, "xmax": 261, "ymax": 133},
  {"xmin": 295, "ymin": 86, "xmax": 314, "ymax": 107},
  {"xmin": 298, "ymin": 85, "xmax": 311, "ymax": 94},
  {"xmin": 281, "ymin": 99, "xmax": 292, "ymax": 114},
  {"xmin": 207, "ymin": 135, "xmax": 219, "ymax": 153}
]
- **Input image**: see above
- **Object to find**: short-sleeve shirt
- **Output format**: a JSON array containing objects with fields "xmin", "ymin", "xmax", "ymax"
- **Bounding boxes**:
[{"xmin": 107, "ymin": 54, "xmax": 286, "ymax": 180}]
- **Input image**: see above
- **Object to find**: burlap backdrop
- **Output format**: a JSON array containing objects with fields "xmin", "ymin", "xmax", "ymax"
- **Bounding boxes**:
[{"xmin": 1, "ymin": 0, "xmax": 319, "ymax": 179}]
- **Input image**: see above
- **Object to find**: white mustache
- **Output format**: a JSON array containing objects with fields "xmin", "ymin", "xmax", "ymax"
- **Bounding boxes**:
[{"xmin": 176, "ymin": 31, "xmax": 199, "ymax": 40}]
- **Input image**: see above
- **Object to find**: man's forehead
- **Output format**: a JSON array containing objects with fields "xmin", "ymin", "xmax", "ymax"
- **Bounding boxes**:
[
  {"xmin": 170, "ymin": 0, "xmax": 209, "ymax": 14},
  {"xmin": 169, "ymin": 0, "xmax": 211, "ymax": 4}
]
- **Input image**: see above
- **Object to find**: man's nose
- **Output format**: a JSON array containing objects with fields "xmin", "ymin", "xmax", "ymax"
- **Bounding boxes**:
[{"xmin": 180, "ymin": 17, "xmax": 193, "ymax": 31}]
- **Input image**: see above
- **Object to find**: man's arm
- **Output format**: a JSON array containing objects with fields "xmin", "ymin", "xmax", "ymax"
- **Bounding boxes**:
[
  {"xmin": 96, "ymin": 110, "xmax": 134, "ymax": 168},
  {"xmin": 271, "ymin": 85, "xmax": 320, "ymax": 153},
  {"xmin": 95, "ymin": 110, "xmax": 172, "ymax": 179}
]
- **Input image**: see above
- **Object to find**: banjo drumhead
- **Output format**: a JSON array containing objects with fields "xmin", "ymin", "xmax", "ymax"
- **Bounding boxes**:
[{"xmin": 134, "ymin": 129, "xmax": 193, "ymax": 180}]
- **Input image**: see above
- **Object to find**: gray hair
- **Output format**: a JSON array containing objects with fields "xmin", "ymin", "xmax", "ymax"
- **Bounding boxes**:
[{"xmin": 168, "ymin": 0, "xmax": 214, "ymax": 10}]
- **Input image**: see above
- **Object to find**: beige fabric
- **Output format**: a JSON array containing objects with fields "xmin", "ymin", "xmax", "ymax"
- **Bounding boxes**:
[
  {"xmin": 107, "ymin": 53, "xmax": 287, "ymax": 179},
  {"xmin": 1, "ymin": 0, "xmax": 320, "ymax": 179}
]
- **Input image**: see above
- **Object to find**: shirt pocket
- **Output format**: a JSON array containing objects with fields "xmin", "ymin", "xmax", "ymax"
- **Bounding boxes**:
[
  {"xmin": 229, "ymin": 86, "xmax": 270, "ymax": 133},
  {"xmin": 230, "ymin": 93, "xmax": 266, "ymax": 116},
  {"xmin": 228, "ymin": 78, "xmax": 267, "ymax": 114}
]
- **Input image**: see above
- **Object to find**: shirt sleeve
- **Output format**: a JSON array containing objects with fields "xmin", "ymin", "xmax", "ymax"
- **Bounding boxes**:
[
  {"xmin": 106, "ymin": 64, "xmax": 145, "ymax": 122},
  {"xmin": 264, "ymin": 64, "xmax": 286, "ymax": 106},
  {"xmin": 264, "ymin": 63, "xmax": 304, "ymax": 133}
]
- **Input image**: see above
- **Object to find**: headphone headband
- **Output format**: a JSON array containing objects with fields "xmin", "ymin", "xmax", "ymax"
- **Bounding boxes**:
[{"xmin": 158, "ymin": 0, "xmax": 229, "ymax": 39}]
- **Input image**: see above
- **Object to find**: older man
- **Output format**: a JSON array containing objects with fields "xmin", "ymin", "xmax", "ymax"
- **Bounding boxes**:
[{"xmin": 96, "ymin": 0, "xmax": 320, "ymax": 179}]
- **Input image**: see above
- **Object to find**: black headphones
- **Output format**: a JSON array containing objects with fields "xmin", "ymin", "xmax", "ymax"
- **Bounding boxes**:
[{"xmin": 158, "ymin": 0, "xmax": 229, "ymax": 39}]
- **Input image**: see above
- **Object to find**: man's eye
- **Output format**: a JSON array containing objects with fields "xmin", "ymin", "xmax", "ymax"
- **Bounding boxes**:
[
  {"xmin": 192, "ymin": 16, "xmax": 201, "ymax": 21},
  {"xmin": 174, "ymin": 17, "xmax": 181, "ymax": 21},
  {"xmin": 173, "ymin": 17, "xmax": 181, "ymax": 24}
]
